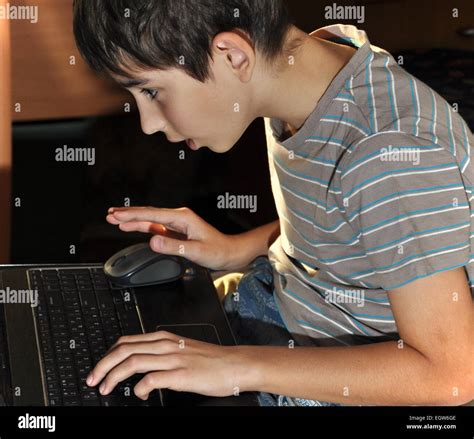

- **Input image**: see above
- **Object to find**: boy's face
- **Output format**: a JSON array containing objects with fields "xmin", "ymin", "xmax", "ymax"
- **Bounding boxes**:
[{"xmin": 113, "ymin": 35, "xmax": 257, "ymax": 154}]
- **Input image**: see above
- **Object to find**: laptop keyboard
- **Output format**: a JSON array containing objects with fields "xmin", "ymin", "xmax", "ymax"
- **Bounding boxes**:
[{"xmin": 28, "ymin": 267, "xmax": 161, "ymax": 407}]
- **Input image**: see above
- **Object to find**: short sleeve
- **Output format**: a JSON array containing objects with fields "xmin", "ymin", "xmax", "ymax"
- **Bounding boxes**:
[{"xmin": 337, "ymin": 133, "xmax": 471, "ymax": 290}]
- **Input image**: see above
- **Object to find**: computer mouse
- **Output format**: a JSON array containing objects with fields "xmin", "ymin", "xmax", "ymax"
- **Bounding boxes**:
[{"xmin": 103, "ymin": 243, "xmax": 185, "ymax": 288}]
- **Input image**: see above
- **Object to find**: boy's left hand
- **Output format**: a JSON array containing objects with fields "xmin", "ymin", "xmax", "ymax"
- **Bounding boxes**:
[{"xmin": 86, "ymin": 331, "xmax": 251, "ymax": 400}]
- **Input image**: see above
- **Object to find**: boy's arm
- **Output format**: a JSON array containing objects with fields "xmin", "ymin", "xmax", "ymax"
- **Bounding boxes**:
[
  {"xmin": 244, "ymin": 267, "xmax": 474, "ymax": 405},
  {"xmin": 88, "ymin": 266, "xmax": 473, "ymax": 406},
  {"xmin": 225, "ymin": 220, "xmax": 280, "ymax": 270}
]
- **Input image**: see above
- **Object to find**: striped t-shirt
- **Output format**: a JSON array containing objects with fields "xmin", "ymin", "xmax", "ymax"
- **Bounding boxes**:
[{"xmin": 264, "ymin": 24, "xmax": 474, "ymax": 347}]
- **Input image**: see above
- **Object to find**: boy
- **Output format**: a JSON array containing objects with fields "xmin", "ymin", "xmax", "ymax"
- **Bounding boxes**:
[{"xmin": 73, "ymin": 0, "xmax": 474, "ymax": 406}]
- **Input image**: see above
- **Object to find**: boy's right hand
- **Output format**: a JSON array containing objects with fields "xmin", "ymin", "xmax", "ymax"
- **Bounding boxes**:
[{"xmin": 106, "ymin": 207, "xmax": 235, "ymax": 271}]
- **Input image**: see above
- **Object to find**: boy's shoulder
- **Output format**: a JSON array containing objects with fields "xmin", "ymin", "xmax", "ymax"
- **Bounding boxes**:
[{"xmin": 338, "ymin": 130, "xmax": 459, "ymax": 188}]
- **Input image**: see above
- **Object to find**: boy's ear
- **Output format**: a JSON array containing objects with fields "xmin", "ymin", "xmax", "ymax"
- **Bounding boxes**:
[{"xmin": 213, "ymin": 32, "xmax": 255, "ymax": 79}]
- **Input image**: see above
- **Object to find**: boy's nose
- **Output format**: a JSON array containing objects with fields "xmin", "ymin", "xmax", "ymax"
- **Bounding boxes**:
[{"xmin": 140, "ymin": 115, "xmax": 165, "ymax": 136}]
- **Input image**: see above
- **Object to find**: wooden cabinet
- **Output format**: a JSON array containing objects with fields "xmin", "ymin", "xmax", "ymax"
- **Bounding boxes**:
[
  {"xmin": 0, "ymin": 0, "xmax": 12, "ymax": 263},
  {"xmin": 10, "ymin": 0, "xmax": 129, "ymax": 122}
]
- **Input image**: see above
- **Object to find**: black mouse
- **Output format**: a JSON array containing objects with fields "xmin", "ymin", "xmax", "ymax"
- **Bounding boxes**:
[{"xmin": 103, "ymin": 243, "xmax": 185, "ymax": 288}]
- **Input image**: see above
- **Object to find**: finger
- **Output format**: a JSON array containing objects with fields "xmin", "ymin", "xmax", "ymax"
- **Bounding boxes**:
[
  {"xmin": 107, "ymin": 207, "xmax": 150, "ymax": 218},
  {"xmin": 103, "ymin": 331, "xmax": 181, "ymax": 358},
  {"xmin": 118, "ymin": 221, "xmax": 187, "ymax": 240},
  {"xmin": 149, "ymin": 223, "xmax": 187, "ymax": 240},
  {"xmin": 116, "ymin": 221, "xmax": 165, "ymax": 234},
  {"xmin": 109, "ymin": 332, "xmax": 182, "ymax": 351},
  {"xmin": 134, "ymin": 370, "xmax": 185, "ymax": 400},
  {"xmin": 108, "ymin": 207, "xmax": 149, "ymax": 214},
  {"xmin": 111, "ymin": 208, "xmax": 191, "ymax": 231},
  {"xmin": 106, "ymin": 214, "xmax": 123, "ymax": 225},
  {"xmin": 106, "ymin": 213, "xmax": 188, "ymax": 242},
  {"xmin": 100, "ymin": 354, "xmax": 182, "ymax": 396},
  {"xmin": 107, "ymin": 214, "xmax": 160, "ymax": 226},
  {"xmin": 107, "ymin": 208, "xmax": 161, "ymax": 225},
  {"xmin": 88, "ymin": 338, "xmax": 180, "ymax": 387},
  {"xmin": 106, "ymin": 213, "xmax": 188, "ymax": 234},
  {"xmin": 150, "ymin": 235, "xmax": 202, "ymax": 259},
  {"xmin": 107, "ymin": 216, "xmax": 171, "ymax": 235}
]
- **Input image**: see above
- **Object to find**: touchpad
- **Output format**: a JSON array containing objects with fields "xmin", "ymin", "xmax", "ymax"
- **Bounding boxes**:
[{"xmin": 155, "ymin": 324, "xmax": 221, "ymax": 345}]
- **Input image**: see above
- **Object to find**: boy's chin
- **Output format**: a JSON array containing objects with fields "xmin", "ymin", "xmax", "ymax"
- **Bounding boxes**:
[{"xmin": 208, "ymin": 142, "xmax": 236, "ymax": 154}]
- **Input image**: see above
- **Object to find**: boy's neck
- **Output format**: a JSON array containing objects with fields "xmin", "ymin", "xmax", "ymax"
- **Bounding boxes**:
[{"xmin": 257, "ymin": 27, "xmax": 357, "ymax": 136}]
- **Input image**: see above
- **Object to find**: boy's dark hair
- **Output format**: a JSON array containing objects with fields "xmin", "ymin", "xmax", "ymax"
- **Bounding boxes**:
[{"xmin": 73, "ymin": 0, "xmax": 296, "ymax": 83}]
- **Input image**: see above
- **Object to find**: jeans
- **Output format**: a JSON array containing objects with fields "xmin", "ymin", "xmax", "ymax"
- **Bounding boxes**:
[{"xmin": 222, "ymin": 256, "xmax": 341, "ymax": 407}]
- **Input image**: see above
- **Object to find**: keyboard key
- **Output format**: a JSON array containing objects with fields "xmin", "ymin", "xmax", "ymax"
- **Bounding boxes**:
[
  {"xmin": 82, "ymin": 389, "xmax": 99, "ymax": 399},
  {"xmin": 63, "ymin": 397, "xmax": 81, "ymax": 406},
  {"xmin": 101, "ymin": 395, "xmax": 120, "ymax": 407},
  {"xmin": 45, "ymin": 291, "xmax": 63, "ymax": 308},
  {"xmin": 42, "ymin": 270, "xmax": 59, "ymax": 279},
  {"xmin": 95, "ymin": 290, "xmax": 115, "ymax": 310},
  {"xmin": 79, "ymin": 290, "xmax": 97, "ymax": 308},
  {"xmin": 49, "ymin": 397, "xmax": 62, "ymax": 406}
]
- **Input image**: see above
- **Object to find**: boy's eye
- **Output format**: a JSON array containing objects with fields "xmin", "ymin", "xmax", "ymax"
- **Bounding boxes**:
[{"xmin": 140, "ymin": 88, "xmax": 159, "ymax": 100}]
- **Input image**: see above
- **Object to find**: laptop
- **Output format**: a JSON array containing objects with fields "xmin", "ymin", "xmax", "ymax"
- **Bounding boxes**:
[{"xmin": 0, "ymin": 259, "xmax": 259, "ymax": 407}]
